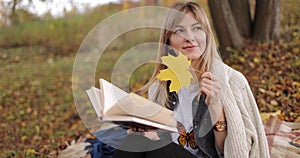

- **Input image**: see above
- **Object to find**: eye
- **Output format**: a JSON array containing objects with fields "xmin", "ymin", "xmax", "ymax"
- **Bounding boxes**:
[
  {"xmin": 174, "ymin": 29, "xmax": 185, "ymax": 34},
  {"xmin": 193, "ymin": 26, "xmax": 202, "ymax": 31}
]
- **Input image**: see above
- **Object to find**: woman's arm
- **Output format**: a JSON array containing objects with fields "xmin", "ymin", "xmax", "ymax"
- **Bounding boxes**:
[
  {"xmin": 200, "ymin": 72, "xmax": 227, "ymax": 153},
  {"xmin": 128, "ymin": 128, "xmax": 160, "ymax": 141},
  {"xmin": 213, "ymin": 108, "xmax": 227, "ymax": 153}
]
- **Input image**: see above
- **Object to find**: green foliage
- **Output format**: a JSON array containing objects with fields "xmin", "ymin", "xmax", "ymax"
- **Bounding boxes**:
[
  {"xmin": 0, "ymin": 3, "xmax": 123, "ymax": 56},
  {"xmin": 0, "ymin": 16, "xmax": 87, "ymax": 55},
  {"xmin": 11, "ymin": 8, "xmax": 38, "ymax": 24}
]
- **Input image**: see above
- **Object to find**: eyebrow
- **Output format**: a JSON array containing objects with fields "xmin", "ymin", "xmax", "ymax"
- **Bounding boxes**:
[{"xmin": 174, "ymin": 22, "xmax": 200, "ymax": 28}]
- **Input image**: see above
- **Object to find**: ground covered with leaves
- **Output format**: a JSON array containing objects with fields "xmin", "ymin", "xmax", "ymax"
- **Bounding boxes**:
[
  {"xmin": 226, "ymin": 43, "xmax": 299, "ymax": 122},
  {"xmin": 0, "ymin": 48, "xmax": 88, "ymax": 157},
  {"xmin": 224, "ymin": 12, "xmax": 300, "ymax": 122}
]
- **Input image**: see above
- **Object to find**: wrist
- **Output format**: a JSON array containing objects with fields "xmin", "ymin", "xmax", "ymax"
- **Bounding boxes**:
[
  {"xmin": 217, "ymin": 108, "xmax": 225, "ymax": 121},
  {"xmin": 214, "ymin": 121, "xmax": 227, "ymax": 132},
  {"xmin": 214, "ymin": 109, "xmax": 226, "ymax": 132}
]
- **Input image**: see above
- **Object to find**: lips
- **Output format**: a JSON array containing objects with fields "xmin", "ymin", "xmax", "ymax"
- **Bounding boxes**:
[{"xmin": 183, "ymin": 45, "xmax": 198, "ymax": 50}]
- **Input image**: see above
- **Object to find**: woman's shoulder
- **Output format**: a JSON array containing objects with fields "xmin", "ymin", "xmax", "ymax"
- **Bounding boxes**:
[
  {"xmin": 223, "ymin": 63, "xmax": 249, "ymax": 89},
  {"xmin": 215, "ymin": 61, "xmax": 247, "ymax": 81}
]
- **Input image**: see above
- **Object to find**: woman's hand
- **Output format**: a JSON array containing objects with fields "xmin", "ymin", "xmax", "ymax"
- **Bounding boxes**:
[
  {"xmin": 200, "ymin": 72, "xmax": 224, "ymax": 124},
  {"xmin": 200, "ymin": 72, "xmax": 226, "ymax": 153},
  {"xmin": 200, "ymin": 72, "xmax": 222, "ymax": 104},
  {"xmin": 127, "ymin": 128, "xmax": 160, "ymax": 141}
]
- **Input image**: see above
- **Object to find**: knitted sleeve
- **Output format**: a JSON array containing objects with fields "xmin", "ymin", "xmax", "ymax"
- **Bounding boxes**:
[{"xmin": 229, "ymin": 70, "xmax": 270, "ymax": 158}]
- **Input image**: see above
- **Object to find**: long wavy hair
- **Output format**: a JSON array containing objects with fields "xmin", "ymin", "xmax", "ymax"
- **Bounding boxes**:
[{"xmin": 140, "ymin": 1, "xmax": 222, "ymax": 108}]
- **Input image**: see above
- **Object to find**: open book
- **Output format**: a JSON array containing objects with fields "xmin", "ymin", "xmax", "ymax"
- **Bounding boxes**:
[{"xmin": 86, "ymin": 79, "xmax": 178, "ymax": 132}]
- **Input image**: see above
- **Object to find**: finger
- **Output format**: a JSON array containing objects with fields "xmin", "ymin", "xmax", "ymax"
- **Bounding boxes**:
[
  {"xmin": 201, "ymin": 83, "xmax": 220, "ymax": 97},
  {"xmin": 127, "ymin": 129, "xmax": 134, "ymax": 134},
  {"xmin": 200, "ymin": 86, "xmax": 212, "ymax": 96},
  {"xmin": 202, "ymin": 78, "xmax": 221, "ymax": 91},
  {"xmin": 132, "ymin": 127, "xmax": 144, "ymax": 132},
  {"xmin": 201, "ymin": 72, "xmax": 221, "ymax": 83},
  {"xmin": 201, "ymin": 79, "xmax": 221, "ymax": 92},
  {"xmin": 142, "ymin": 128, "xmax": 148, "ymax": 132},
  {"xmin": 132, "ymin": 127, "xmax": 137, "ymax": 132},
  {"xmin": 201, "ymin": 77, "xmax": 214, "ymax": 86},
  {"xmin": 201, "ymin": 72, "xmax": 212, "ymax": 79},
  {"xmin": 138, "ymin": 128, "xmax": 146, "ymax": 132},
  {"xmin": 200, "ymin": 81, "xmax": 213, "ymax": 92},
  {"xmin": 201, "ymin": 80, "xmax": 221, "ymax": 92}
]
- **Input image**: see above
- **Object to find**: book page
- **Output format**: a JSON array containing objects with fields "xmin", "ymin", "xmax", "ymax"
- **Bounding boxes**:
[
  {"xmin": 92, "ymin": 87, "xmax": 102, "ymax": 113},
  {"xmin": 118, "ymin": 93, "xmax": 163, "ymax": 117},
  {"xmin": 86, "ymin": 87, "xmax": 102, "ymax": 118},
  {"xmin": 100, "ymin": 79, "xmax": 128, "ymax": 114},
  {"xmin": 107, "ymin": 93, "xmax": 176, "ymax": 127}
]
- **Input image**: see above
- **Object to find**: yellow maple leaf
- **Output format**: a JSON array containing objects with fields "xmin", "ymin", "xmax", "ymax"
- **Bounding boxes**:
[{"xmin": 156, "ymin": 53, "xmax": 192, "ymax": 93}]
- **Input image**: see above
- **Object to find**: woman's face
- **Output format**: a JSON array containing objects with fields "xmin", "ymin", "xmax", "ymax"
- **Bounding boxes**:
[{"xmin": 169, "ymin": 11, "xmax": 206, "ymax": 60}]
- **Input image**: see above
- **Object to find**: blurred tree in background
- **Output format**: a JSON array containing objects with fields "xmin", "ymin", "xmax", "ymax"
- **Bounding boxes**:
[
  {"xmin": 208, "ymin": 0, "xmax": 280, "ymax": 58},
  {"xmin": 1, "ymin": 0, "xmax": 51, "ymax": 25}
]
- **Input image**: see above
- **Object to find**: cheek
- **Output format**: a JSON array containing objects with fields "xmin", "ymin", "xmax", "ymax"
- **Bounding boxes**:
[
  {"xmin": 198, "ymin": 32, "xmax": 207, "ymax": 46},
  {"xmin": 169, "ymin": 35, "xmax": 183, "ymax": 50}
]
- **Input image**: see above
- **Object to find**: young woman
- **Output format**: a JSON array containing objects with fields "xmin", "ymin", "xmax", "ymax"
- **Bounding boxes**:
[{"xmin": 112, "ymin": 1, "xmax": 269, "ymax": 158}]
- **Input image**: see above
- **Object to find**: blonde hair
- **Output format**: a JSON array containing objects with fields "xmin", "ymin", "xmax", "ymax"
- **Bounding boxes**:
[{"xmin": 140, "ymin": 1, "xmax": 222, "ymax": 108}]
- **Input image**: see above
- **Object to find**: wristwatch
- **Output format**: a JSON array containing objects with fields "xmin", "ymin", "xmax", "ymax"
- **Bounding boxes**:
[{"xmin": 214, "ymin": 121, "xmax": 227, "ymax": 132}]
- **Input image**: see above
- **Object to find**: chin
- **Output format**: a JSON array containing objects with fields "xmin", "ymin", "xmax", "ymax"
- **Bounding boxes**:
[{"xmin": 187, "ymin": 55, "xmax": 201, "ymax": 60}]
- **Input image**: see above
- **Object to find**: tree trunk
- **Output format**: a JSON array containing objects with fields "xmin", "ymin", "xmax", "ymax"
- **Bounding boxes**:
[
  {"xmin": 252, "ymin": 0, "xmax": 280, "ymax": 42},
  {"xmin": 208, "ymin": 0, "xmax": 243, "ymax": 57},
  {"xmin": 10, "ymin": 0, "xmax": 18, "ymax": 24},
  {"xmin": 154, "ymin": 0, "xmax": 162, "ymax": 6},
  {"xmin": 228, "ymin": 0, "xmax": 252, "ymax": 38},
  {"xmin": 208, "ymin": 0, "xmax": 281, "ymax": 58}
]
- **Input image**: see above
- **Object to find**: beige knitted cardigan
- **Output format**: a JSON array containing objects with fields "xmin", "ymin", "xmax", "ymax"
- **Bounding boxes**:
[{"xmin": 212, "ymin": 60, "xmax": 270, "ymax": 158}]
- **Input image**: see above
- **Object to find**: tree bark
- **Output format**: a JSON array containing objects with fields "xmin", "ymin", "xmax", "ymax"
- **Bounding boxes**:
[
  {"xmin": 252, "ymin": 0, "xmax": 280, "ymax": 42},
  {"xmin": 208, "ymin": 0, "xmax": 281, "ymax": 58},
  {"xmin": 10, "ymin": 0, "xmax": 18, "ymax": 24},
  {"xmin": 208, "ymin": 0, "xmax": 243, "ymax": 57},
  {"xmin": 154, "ymin": 0, "xmax": 162, "ymax": 6},
  {"xmin": 228, "ymin": 0, "xmax": 252, "ymax": 38}
]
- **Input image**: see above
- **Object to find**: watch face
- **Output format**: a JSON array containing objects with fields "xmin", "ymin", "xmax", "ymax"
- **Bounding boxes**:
[
  {"xmin": 214, "ymin": 121, "xmax": 226, "ymax": 132},
  {"xmin": 216, "ymin": 124, "xmax": 225, "ymax": 130}
]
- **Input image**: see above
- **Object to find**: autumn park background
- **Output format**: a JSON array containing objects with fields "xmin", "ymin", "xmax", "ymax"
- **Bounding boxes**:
[{"xmin": 0, "ymin": 0, "xmax": 299, "ymax": 157}]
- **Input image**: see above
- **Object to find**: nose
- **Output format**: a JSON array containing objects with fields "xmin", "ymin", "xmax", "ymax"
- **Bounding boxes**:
[{"xmin": 184, "ymin": 31, "xmax": 195, "ymax": 42}]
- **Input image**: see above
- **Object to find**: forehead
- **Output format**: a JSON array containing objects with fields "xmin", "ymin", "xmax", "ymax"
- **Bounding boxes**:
[{"xmin": 176, "ymin": 11, "xmax": 198, "ymax": 26}]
